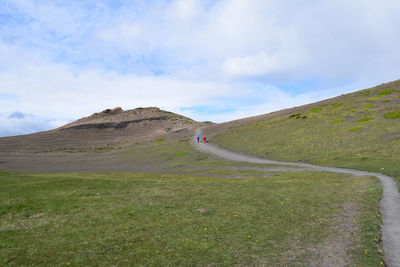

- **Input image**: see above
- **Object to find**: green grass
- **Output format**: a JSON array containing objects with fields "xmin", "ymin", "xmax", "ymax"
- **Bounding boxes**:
[
  {"xmin": 378, "ymin": 88, "xmax": 396, "ymax": 96},
  {"xmin": 383, "ymin": 109, "xmax": 400, "ymax": 119},
  {"xmin": 359, "ymin": 90, "xmax": 372, "ymax": 97},
  {"xmin": 173, "ymin": 152, "xmax": 188, "ymax": 157},
  {"xmin": 330, "ymin": 119, "xmax": 344, "ymax": 124},
  {"xmin": 357, "ymin": 117, "xmax": 372, "ymax": 123},
  {"xmin": 154, "ymin": 138, "xmax": 166, "ymax": 143},
  {"xmin": 122, "ymin": 139, "xmax": 211, "ymax": 166},
  {"xmin": 349, "ymin": 126, "xmax": 364, "ymax": 132},
  {"xmin": 366, "ymin": 88, "xmax": 396, "ymax": 102},
  {"xmin": 328, "ymin": 102, "xmax": 343, "ymax": 110},
  {"xmin": 363, "ymin": 104, "xmax": 376, "ymax": 109},
  {"xmin": 309, "ymin": 105, "xmax": 327, "ymax": 113},
  {"xmin": 367, "ymin": 96, "xmax": 384, "ymax": 101},
  {"xmin": 210, "ymin": 84, "xmax": 400, "ymax": 186},
  {"xmin": 0, "ymin": 171, "xmax": 383, "ymax": 266}
]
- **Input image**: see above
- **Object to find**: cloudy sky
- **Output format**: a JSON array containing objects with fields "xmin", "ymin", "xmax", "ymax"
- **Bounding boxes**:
[{"xmin": 1, "ymin": 0, "xmax": 400, "ymax": 137}]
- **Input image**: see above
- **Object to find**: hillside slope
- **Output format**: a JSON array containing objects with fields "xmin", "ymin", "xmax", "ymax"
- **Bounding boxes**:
[
  {"xmin": 207, "ymin": 79, "xmax": 400, "ymax": 182},
  {"xmin": 1, "ymin": 107, "xmax": 205, "ymax": 151},
  {"xmin": 0, "ymin": 107, "xmax": 211, "ymax": 171}
]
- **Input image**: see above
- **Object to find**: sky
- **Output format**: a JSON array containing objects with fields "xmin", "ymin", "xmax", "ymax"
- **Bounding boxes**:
[{"xmin": 1, "ymin": 0, "xmax": 400, "ymax": 137}]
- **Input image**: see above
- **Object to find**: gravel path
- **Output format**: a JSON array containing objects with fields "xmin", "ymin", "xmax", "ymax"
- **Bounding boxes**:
[{"xmin": 192, "ymin": 130, "xmax": 400, "ymax": 267}]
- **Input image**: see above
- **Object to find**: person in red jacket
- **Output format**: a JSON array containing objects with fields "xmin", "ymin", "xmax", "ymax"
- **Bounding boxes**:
[{"xmin": 203, "ymin": 136, "xmax": 206, "ymax": 143}]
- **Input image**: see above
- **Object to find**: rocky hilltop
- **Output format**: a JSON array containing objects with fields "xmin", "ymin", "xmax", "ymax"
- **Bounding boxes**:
[
  {"xmin": 61, "ymin": 107, "xmax": 196, "ymax": 131},
  {"xmin": 0, "ymin": 107, "xmax": 211, "ymax": 154}
]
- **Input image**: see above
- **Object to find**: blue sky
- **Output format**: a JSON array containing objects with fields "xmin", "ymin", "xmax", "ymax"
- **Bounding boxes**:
[{"xmin": 1, "ymin": 0, "xmax": 400, "ymax": 137}]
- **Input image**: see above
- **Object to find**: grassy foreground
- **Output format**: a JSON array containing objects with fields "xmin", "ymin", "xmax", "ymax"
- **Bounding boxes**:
[{"xmin": 0, "ymin": 170, "xmax": 383, "ymax": 266}]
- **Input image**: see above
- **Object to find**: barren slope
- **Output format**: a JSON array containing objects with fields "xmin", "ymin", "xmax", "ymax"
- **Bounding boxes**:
[{"xmin": 0, "ymin": 107, "xmax": 211, "ymax": 171}]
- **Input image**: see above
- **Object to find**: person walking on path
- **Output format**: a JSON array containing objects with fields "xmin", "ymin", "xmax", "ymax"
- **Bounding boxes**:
[
  {"xmin": 197, "ymin": 134, "xmax": 200, "ymax": 143},
  {"xmin": 203, "ymin": 136, "xmax": 206, "ymax": 143}
]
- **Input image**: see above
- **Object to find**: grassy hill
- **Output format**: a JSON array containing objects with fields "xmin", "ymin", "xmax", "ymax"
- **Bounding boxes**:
[{"xmin": 208, "ymin": 79, "xmax": 400, "ymax": 185}]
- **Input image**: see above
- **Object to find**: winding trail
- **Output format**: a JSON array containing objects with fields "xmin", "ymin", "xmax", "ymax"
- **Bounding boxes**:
[{"xmin": 191, "ymin": 130, "xmax": 400, "ymax": 267}]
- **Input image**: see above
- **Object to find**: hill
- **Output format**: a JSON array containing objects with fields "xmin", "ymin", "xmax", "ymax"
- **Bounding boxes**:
[
  {"xmin": 0, "ymin": 107, "xmax": 211, "ymax": 171},
  {"xmin": 5, "ymin": 107, "xmax": 204, "ymax": 149},
  {"xmin": 206, "ymin": 79, "xmax": 400, "ymax": 183}
]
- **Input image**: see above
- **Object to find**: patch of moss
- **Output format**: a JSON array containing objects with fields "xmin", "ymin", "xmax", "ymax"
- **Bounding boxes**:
[
  {"xmin": 378, "ymin": 88, "xmax": 395, "ymax": 96},
  {"xmin": 328, "ymin": 102, "xmax": 343, "ymax": 110},
  {"xmin": 357, "ymin": 117, "xmax": 372, "ymax": 123},
  {"xmin": 362, "ymin": 104, "xmax": 376, "ymax": 109},
  {"xmin": 382, "ymin": 100, "xmax": 391, "ymax": 103},
  {"xmin": 383, "ymin": 110, "xmax": 400, "ymax": 119},
  {"xmin": 359, "ymin": 90, "xmax": 372, "ymax": 97},
  {"xmin": 173, "ymin": 152, "xmax": 188, "ymax": 157},
  {"xmin": 330, "ymin": 119, "xmax": 344, "ymax": 124},
  {"xmin": 349, "ymin": 126, "xmax": 364, "ymax": 132},
  {"xmin": 155, "ymin": 138, "xmax": 166, "ymax": 143},
  {"xmin": 367, "ymin": 96, "xmax": 383, "ymax": 101},
  {"xmin": 309, "ymin": 104, "xmax": 327, "ymax": 113}
]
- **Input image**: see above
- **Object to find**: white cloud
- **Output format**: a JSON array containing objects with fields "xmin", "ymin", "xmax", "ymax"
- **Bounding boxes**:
[
  {"xmin": 223, "ymin": 52, "xmax": 280, "ymax": 77},
  {"xmin": 0, "ymin": 112, "xmax": 70, "ymax": 137},
  {"xmin": 1, "ymin": 0, "xmax": 400, "ymax": 136}
]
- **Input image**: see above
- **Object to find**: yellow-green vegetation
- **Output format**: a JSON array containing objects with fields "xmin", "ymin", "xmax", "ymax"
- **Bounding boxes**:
[
  {"xmin": 331, "ymin": 119, "xmax": 344, "ymax": 124},
  {"xmin": 367, "ymin": 96, "xmax": 384, "ymax": 101},
  {"xmin": 349, "ymin": 126, "xmax": 364, "ymax": 132},
  {"xmin": 172, "ymin": 152, "xmax": 188, "ymax": 157},
  {"xmin": 123, "ymin": 139, "xmax": 210, "ymax": 166},
  {"xmin": 359, "ymin": 90, "xmax": 372, "ymax": 97},
  {"xmin": 0, "ymin": 171, "xmax": 383, "ymax": 266},
  {"xmin": 211, "ymin": 82, "xmax": 400, "ymax": 185},
  {"xmin": 309, "ymin": 104, "xmax": 327, "ymax": 113},
  {"xmin": 363, "ymin": 104, "xmax": 376, "ymax": 109},
  {"xmin": 328, "ymin": 102, "xmax": 343, "ymax": 110},
  {"xmin": 367, "ymin": 88, "xmax": 397, "ymax": 101},
  {"xmin": 384, "ymin": 109, "xmax": 400, "ymax": 119},
  {"xmin": 357, "ymin": 117, "xmax": 372, "ymax": 123}
]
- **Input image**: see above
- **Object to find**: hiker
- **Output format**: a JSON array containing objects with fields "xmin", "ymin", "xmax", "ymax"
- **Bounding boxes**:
[
  {"xmin": 203, "ymin": 136, "xmax": 206, "ymax": 143},
  {"xmin": 197, "ymin": 134, "xmax": 200, "ymax": 143}
]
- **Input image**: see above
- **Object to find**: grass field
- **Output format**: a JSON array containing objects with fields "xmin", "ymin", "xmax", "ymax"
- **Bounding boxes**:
[
  {"xmin": 0, "ymin": 170, "xmax": 383, "ymax": 266},
  {"xmin": 211, "ymin": 84, "xmax": 400, "ymax": 186}
]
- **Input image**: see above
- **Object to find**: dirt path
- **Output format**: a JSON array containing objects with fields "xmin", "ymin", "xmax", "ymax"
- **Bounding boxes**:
[{"xmin": 191, "ymin": 130, "xmax": 400, "ymax": 267}]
